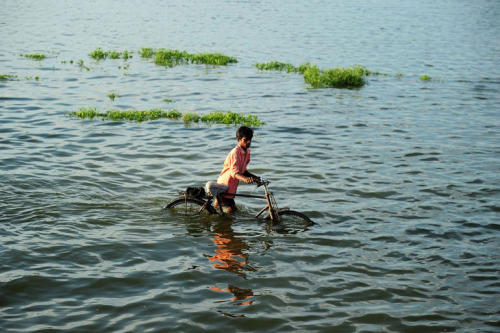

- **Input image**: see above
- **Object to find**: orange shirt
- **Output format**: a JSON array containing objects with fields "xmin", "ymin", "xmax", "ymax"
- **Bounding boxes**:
[{"xmin": 217, "ymin": 144, "xmax": 250, "ymax": 197}]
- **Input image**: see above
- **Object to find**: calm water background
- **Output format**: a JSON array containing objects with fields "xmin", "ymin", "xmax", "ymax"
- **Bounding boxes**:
[{"xmin": 1, "ymin": 0, "xmax": 499, "ymax": 332}]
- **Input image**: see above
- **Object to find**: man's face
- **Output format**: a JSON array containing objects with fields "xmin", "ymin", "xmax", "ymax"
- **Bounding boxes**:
[{"xmin": 238, "ymin": 136, "xmax": 252, "ymax": 150}]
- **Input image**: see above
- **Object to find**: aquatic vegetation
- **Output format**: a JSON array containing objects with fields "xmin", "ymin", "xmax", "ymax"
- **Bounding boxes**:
[
  {"xmin": 152, "ymin": 48, "xmax": 237, "ymax": 67},
  {"xmin": 122, "ymin": 50, "xmax": 132, "ymax": 60},
  {"xmin": 0, "ymin": 74, "xmax": 18, "ymax": 81},
  {"xmin": 77, "ymin": 59, "xmax": 90, "ymax": 71},
  {"xmin": 108, "ymin": 50, "xmax": 122, "ymax": 59},
  {"xmin": 89, "ymin": 48, "xmax": 107, "ymax": 60},
  {"xmin": 69, "ymin": 108, "xmax": 264, "ymax": 126},
  {"xmin": 89, "ymin": 48, "xmax": 134, "ymax": 60},
  {"xmin": 200, "ymin": 111, "xmax": 265, "ymax": 126},
  {"xmin": 1, "ymin": 74, "xmax": 39, "ymax": 81},
  {"xmin": 183, "ymin": 111, "xmax": 264, "ymax": 126},
  {"xmin": 256, "ymin": 61, "xmax": 369, "ymax": 88},
  {"xmin": 140, "ymin": 47, "xmax": 155, "ymax": 58},
  {"xmin": 154, "ymin": 49, "xmax": 190, "ymax": 67},
  {"xmin": 89, "ymin": 49, "xmax": 101, "ymax": 59},
  {"xmin": 183, "ymin": 112, "xmax": 201, "ymax": 123},
  {"xmin": 303, "ymin": 65, "xmax": 367, "ymax": 88},
  {"xmin": 69, "ymin": 107, "xmax": 182, "ymax": 122},
  {"xmin": 107, "ymin": 93, "xmax": 118, "ymax": 101},
  {"xmin": 420, "ymin": 75, "xmax": 431, "ymax": 81},
  {"xmin": 188, "ymin": 53, "xmax": 238, "ymax": 66},
  {"xmin": 163, "ymin": 98, "xmax": 174, "ymax": 103},
  {"xmin": 256, "ymin": 61, "xmax": 302, "ymax": 73},
  {"xmin": 255, "ymin": 61, "xmax": 311, "ymax": 74},
  {"xmin": 22, "ymin": 53, "xmax": 46, "ymax": 60}
]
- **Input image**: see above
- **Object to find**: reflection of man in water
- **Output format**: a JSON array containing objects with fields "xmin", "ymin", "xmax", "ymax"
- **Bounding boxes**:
[
  {"xmin": 208, "ymin": 230, "xmax": 251, "ymax": 277},
  {"xmin": 209, "ymin": 285, "xmax": 254, "ymax": 306},
  {"xmin": 208, "ymin": 221, "xmax": 255, "ymax": 305}
]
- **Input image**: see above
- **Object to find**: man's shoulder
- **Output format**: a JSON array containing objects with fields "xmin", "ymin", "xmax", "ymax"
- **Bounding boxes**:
[{"xmin": 234, "ymin": 145, "xmax": 250, "ymax": 155}]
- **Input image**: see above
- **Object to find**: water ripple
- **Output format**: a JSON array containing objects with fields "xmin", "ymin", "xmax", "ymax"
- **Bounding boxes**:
[{"xmin": 1, "ymin": 0, "xmax": 499, "ymax": 332}]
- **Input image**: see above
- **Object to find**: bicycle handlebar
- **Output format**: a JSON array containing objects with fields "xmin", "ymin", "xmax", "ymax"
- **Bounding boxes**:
[{"xmin": 254, "ymin": 177, "xmax": 270, "ymax": 187}]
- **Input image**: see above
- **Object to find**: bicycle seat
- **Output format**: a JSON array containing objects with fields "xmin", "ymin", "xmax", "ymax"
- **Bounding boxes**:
[{"xmin": 205, "ymin": 181, "xmax": 229, "ymax": 196}]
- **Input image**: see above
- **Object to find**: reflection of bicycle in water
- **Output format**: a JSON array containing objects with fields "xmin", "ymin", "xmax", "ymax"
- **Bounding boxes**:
[
  {"xmin": 207, "ymin": 220, "xmax": 256, "ymax": 278},
  {"xmin": 207, "ymin": 220, "xmax": 256, "ymax": 306},
  {"xmin": 165, "ymin": 178, "xmax": 314, "ymax": 227}
]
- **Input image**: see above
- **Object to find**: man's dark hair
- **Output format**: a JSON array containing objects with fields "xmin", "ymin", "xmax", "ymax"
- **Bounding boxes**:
[{"xmin": 236, "ymin": 126, "xmax": 253, "ymax": 140}]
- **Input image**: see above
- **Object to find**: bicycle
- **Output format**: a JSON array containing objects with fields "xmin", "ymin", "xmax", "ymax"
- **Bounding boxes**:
[{"xmin": 164, "ymin": 178, "xmax": 314, "ymax": 226}]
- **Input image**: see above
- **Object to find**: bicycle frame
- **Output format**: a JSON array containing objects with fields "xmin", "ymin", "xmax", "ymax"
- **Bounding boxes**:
[{"xmin": 210, "ymin": 179, "xmax": 281, "ymax": 222}]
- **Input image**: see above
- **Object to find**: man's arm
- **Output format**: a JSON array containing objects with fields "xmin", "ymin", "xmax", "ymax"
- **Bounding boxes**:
[{"xmin": 242, "ymin": 170, "xmax": 259, "ymax": 183}]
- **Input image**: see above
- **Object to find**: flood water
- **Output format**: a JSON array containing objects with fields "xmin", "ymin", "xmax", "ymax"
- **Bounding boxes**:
[{"xmin": 1, "ymin": 0, "xmax": 499, "ymax": 332}]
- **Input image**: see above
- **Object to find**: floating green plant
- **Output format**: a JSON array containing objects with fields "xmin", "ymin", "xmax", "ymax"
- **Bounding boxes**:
[
  {"xmin": 22, "ymin": 53, "xmax": 46, "ymax": 60},
  {"xmin": 303, "ymin": 65, "xmax": 368, "ymax": 88},
  {"xmin": 200, "ymin": 111, "xmax": 265, "ymax": 126},
  {"xmin": 183, "ymin": 112, "xmax": 201, "ymax": 123},
  {"xmin": 0, "ymin": 74, "xmax": 18, "ymax": 81},
  {"xmin": 77, "ymin": 59, "xmax": 90, "ymax": 71},
  {"xmin": 152, "ymin": 48, "xmax": 237, "ymax": 67},
  {"xmin": 89, "ymin": 48, "xmax": 107, "ymax": 60},
  {"xmin": 183, "ymin": 111, "xmax": 264, "ymax": 126},
  {"xmin": 189, "ymin": 53, "xmax": 238, "ymax": 65},
  {"xmin": 69, "ymin": 108, "xmax": 264, "ymax": 126},
  {"xmin": 108, "ymin": 50, "xmax": 122, "ymax": 60},
  {"xmin": 420, "ymin": 75, "xmax": 431, "ymax": 81},
  {"xmin": 256, "ymin": 61, "xmax": 370, "ymax": 88},
  {"xmin": 154, "ymin": 49, "xmax": 189, "ymax": 67},
  {"xmin": 107, "ymin": 93, "xmax": 118, "ymax": 101},
  {"xmin": 255, "ymin": 61, "xmax": 314, "ymax": 74},
  {"xmin": 122, "ymin": 50, "xmax": 132, "ymax": 60},
  {"xmin": 140, "ymin": 47, "xmax": 155, "ymax": 58},
  {"xmin": 69, "ymin": 107, "xmax": 182, "ymax": 122},
  {"xmin": 256, "ymin": 61, "xmax": 302, "ymax": 73},
  {"xmin": 89, "ymin": 48, "xmax": 133, "ymax": 60},
  {"xmin": 163, "ymin": 98, "xmax": 174, "ymax": 103}
]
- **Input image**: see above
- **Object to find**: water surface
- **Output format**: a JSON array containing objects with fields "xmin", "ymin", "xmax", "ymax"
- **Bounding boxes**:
[{"xmin": 1, "ymin": 0, "xmax": 499, "ymax": 332}]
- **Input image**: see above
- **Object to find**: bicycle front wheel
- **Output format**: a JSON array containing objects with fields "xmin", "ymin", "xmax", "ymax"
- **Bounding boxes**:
[
  {"xmin": 164, "ymin": 196, "xmax": 216, "ymax": 216},
  {"xmin": 277, "ymin": 209, "xmax": 315, "ymax": 226}
]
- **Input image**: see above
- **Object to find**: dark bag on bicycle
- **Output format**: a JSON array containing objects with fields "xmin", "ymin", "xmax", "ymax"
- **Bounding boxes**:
[{"xmin": 186, "ymin": 186, "xmax": 205, "ymax": 198}]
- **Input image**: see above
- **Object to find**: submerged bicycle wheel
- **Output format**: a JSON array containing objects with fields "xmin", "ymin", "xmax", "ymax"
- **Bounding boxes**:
[
  {"xmin": 265, "ymin": 209, "xmax": 314, "ymax": 226},
  {"xmin": 164, "ymin": 196, "xmax": 217, "ymax": 216},
  {"xmin": 276, "ymin": 209, "xmax": 314, "ymax": 226}
]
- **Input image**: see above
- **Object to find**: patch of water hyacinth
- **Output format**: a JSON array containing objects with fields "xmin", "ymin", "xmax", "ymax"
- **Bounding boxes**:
[
  {"xmin": 70, "ymin": 107, "xmax": 181, "ymax": 122},
  {"xmin": 140, "ymin": 48, "xmax": 237, "ymax": 67},
  {"xmin": 69, "ymin": 108, "xmax": 264, "ymax": 126},
  {"xmin": 256, "ymin": 61, "xmax": 372, "ymax": 89},
  {"xmin": 1, "ymin": 74, "xmax": 39, "ymax": 81},
  {"xmin": 183, "ymin": 111, "xmax": 264, "ymax": 126},
  {"xmin": 0, "ymin": 74, "xmax": 18, "ymax": 81},
  {"xmin": 89, "ymin": 48, "xmax": 133, "ymax": 60},
  {"xmin": 22, "ymin": 53, "xmax": 46, "ymax": 60}
]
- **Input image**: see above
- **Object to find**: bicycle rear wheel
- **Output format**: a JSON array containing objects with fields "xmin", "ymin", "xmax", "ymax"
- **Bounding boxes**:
[
  {"xmin": 276, "ymin": 209, "xmax": 315, "ymax": 226},
  {"xmin": 164, "ymin": 196, "xmax": 216, "ymax": 216}
]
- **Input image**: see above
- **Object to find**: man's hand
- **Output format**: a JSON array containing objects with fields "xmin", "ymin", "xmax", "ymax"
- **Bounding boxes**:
[{"xmin": 252, "ymin": 176, "xmax": 262, "ymax": 185}]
